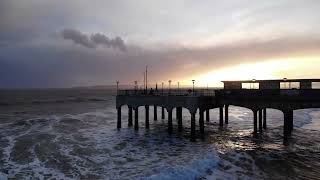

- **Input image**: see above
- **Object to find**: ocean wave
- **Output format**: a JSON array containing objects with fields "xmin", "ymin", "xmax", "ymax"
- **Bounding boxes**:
[{"xmin": 145, "ymin": 152, "xmax": 219, "ymax": 180}]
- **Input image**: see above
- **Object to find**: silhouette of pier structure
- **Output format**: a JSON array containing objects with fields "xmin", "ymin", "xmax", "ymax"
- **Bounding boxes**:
[{"xmin": 116, "ymin": 79, "xmax": 320, "ymax": 141}]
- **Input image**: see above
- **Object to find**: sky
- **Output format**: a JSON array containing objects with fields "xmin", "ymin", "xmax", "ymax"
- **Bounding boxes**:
[{"xmin": 1, "ymin": 0, "xmax": 320, "ymax": 88}]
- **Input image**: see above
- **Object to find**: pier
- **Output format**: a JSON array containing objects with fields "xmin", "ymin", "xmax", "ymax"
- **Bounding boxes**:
[{"xmin": 116, "ymin": 79, "xmax": 320, "ymax": 141}]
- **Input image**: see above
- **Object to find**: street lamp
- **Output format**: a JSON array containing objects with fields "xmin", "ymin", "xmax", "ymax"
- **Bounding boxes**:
[
  {"xmin": 283, "ymin": 78, "xmax": 287, "ymax": 89},
  {"xmin": 178, "ymin": 82, "xmax": 180, "ymax": 92},
  {"xmin": 192, "ymin": 80, "xmax": 195, "ymax": 95},
  {"xmin": 169, "ymin": 80, "xmax": 172, "ymax": 94},
  {"xmin": 252, "ymin": 79, "xmax": 256, "ymax": 89},
  {"xmin": 162, "ymin": 82, "xmax": 164, "ymax": 95}
]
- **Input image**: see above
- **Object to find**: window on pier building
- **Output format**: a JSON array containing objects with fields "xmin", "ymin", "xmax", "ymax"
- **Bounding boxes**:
[
  {"xmin": 241, "ymin": 83, "xmax": 259, "ymax": 89},
  {"xmin": 280, "ymin": 82, "xmax": 300, "ymax": 89},
  {"xmin": 312, "ymin": 82, "xmax": 320, "ymax": 89}
]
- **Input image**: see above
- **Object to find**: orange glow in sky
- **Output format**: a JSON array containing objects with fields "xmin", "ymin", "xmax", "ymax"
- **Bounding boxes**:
[{"xmin": 182, "ymin": 56, "xmax": 320, "ymax": 87}]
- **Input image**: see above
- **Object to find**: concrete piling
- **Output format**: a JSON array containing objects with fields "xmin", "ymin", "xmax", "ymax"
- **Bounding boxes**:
[
  {"xmin": 225, "ymin": 105, "xmax": 229, "ymax": 124},
  {"xmin": 259, "ymin": 109, "xmax": 263, "ymax": 132},
  {"xmin": 128, "ymin": 106, "xmax": 133, "ymax": 127},
  {"xmin": 263, "ymin": 108, "xmax": 267, "ymax": 129},
  {"xmin": 117, "ymin": 107, "xmax": 121, "ymax": 129},
  {"xmin": 145, "ymin": 105, "xmax": 149, "ymax": 129},
  {"xmin": 134, "ymin": 108, "xmax": 139, "ymax": 130},
  {"xmin": 219, "ymin": 106, "xmax": 224, "ymax": 126},
  {"xmin": 154, "ymin": 106, "xmax": 158, "ymax": 120}
]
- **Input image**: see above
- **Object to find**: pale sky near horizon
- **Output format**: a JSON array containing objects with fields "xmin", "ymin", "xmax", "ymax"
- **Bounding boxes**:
[{"xmin": 1, "ymin": 0, "xmax": 320, "ymax": 88}]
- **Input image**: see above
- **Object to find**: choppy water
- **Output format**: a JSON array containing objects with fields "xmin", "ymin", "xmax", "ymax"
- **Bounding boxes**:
[{"xmin": 0, "ymin": 89, "xmax": 320, "ymax": 179}]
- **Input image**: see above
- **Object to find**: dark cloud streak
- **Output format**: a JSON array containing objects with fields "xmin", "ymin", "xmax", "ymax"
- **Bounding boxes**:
[{"xmin": 60, "ymin": 29, "xmax": 126, "ymax": 51}]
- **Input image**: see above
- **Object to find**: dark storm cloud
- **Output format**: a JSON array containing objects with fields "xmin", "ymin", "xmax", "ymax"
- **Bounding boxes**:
[{"xmin": 60, "ymin": 29, "xmax": 126, "ymax": 51}]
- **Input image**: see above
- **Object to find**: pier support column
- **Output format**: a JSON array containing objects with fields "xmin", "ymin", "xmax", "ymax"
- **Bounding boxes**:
[
  {"xmin": 289, "ymin": 110, "xmax": 293, "ymax": 134},
  {"xmin": 128, "ymin": 106, "xmax": 133, "ymax": 127},
  {"xmin": 167, "ymin": 108, "xmax": 173, "ymax": 134},
  {"xmin": 117, "ymin": 107, "xmax": 121, "ymax": 129},
  {"xmin": 161, "ymin": 107, "xmax": 165, "ymax": 119},
  {"xmin": 206, "ymin": 109, "xmax": 210, "ymax": 122},
  {"xmin": 154, "ymin": 106, "xmax": 158, "ymax": 121},
  {"xmin": 219, "ymin": 106, "xmax": 224, "ymax": 126},
  {"xmin": 134, "ymin": 107, "xmax": 139, "ymax": 130},
  {"xmin": 283, "ymin": 110, "xmax": 290, "ymax": 140},
  {"xmin": 177, "ymin": 107, "xmax": 183, "ymax": 132},
  {"xmin": 199, "ymin": 109, "xmax": 205, "ymax": 134},
  {"xmin": 263, "ymin": 108, "xmax": 267, "ymax": 129},
  {"xmin": 145, "ymin": 106, "xmax": 149, "ymax": 129},
  {"xmin": 225, "ymin": 105, "xmax": 229, "ymax": 124},
  {"xmin": 259, "ymin": 109, "xmax": 263, "ymax": 133},
  {"xmin": 253, "ymin": 110, "xmax": 257, "ymax": 134},
  {"xmin": 191, "ymin": 112, "xmax": 196, "ymax": 141}
]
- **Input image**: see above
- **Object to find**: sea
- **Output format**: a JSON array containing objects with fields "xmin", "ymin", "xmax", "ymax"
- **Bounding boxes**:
[{"xmin": 0, "ymin": 89, "xmax": 320, "ymax": 180}]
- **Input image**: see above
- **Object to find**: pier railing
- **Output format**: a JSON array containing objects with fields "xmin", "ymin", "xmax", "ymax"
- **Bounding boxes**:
[{"xmin": 117, "ymin": 89, "xmax": 216, "ymax": 96}]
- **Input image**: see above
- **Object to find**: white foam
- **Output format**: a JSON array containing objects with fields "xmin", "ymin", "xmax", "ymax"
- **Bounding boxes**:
[{"xmin": 145, "ymin": 152, "xmax": 219, "ymax": 180}]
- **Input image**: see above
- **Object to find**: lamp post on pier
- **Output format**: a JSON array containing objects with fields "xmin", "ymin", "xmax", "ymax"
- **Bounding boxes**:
[
  {"xmin": 169, "ymin": 80, "xmax": 172, "ymax": 94},
  {"xmin": 192, "ymin": 80, "xmax": 195, "ymax": 95}
]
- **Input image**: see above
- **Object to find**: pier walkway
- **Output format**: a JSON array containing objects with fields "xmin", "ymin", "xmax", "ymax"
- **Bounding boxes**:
[{"xmin": 116, "ymin": 79, "xmax": 320, "ymax": 141}]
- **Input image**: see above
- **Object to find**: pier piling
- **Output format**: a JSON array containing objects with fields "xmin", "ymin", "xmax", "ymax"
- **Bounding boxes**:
[
  {"xmin": 134, "ymin": 108, "xmax": 139, "ymax": 130},
  {"xmin": 128, "ymin": 106, "xmax": 133, "ymax": 127},
  {"xmin": 145, "ymin": 106, "xmax": 149, "ymax": 129},
  {"xmin": 225, "ymin": 105, "xmax": 229, "ymax": 124},
  {"xmin": 199, "ymin": 109, "xmax": 205, "ymax": 134},
  {"xmin": 117, "ymin": 107, "xmax": 121, "ymax": 129},
  {"xmin": 161, "ymin": 107, "xmax": 165, "ymax": 119},
  {"xmin": 259, "ymin": 109, "xmax": 263, "ymax": 132},
  {"xmin": 253, "ymin": 110, "xmax": 257, "ymax": 134},
  {"xmin": 206, "ymin": 109, "xmax": 210, "ymax": 122},
  {"xmin": 191, "ymin": 112, "xmax": 196, "ymax": 141},
  {"xmin": 154, "ymin": 106, "xmax": 158, "ymax": 120},
  {"xmin": 219, "ymin": 106, "xmax": 224, "ymax": 126},
  {"xmin": 168, "ymin": 109, "xmax": 173, "ymax": 133},
  {"xmin": 177, "ymin": 107, "xmax": 183, "ymax": 132},
  {"xmin": 263, "ymin": 108, "xmax": 267, "ymax": 129}
]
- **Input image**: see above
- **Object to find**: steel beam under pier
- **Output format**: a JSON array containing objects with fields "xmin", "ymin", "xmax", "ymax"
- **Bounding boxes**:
[
  {"xmin": 263, "ymin": 108, "xmax": 267, "ymax": 129},
  {"xmin": 117, "ymin": 107, "xmax": 121, "ymax": 129},
  {"xmin": 134, "ymin": 108, "xmax": 139, "ymax": 130},
  {"xmin": 128, "ymin": 106, "xmax": 133, "ymax": 127},
  {"xmin": 145, "ymin": 106, "xmax": 149, "ymax": 129},
  {"xmin": 219, "ymin": 106, "xmax": 224, "ymax": 126}
]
